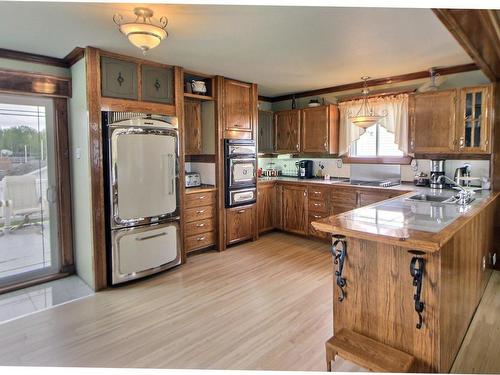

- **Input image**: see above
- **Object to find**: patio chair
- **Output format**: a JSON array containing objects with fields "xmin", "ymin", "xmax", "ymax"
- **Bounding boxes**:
[{"xmin": 1, "ymin": 175, "xmax": 42, "ymax": 233}]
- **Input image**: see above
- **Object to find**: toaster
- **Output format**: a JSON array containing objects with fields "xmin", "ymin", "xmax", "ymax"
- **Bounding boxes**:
[{"xmin": 185, "ymin": 172, "xmax": 201, "ymax": 187}]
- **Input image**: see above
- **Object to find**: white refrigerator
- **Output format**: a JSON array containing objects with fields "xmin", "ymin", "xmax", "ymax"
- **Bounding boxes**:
[{"xmin": 106, "ymin": 117, "xmax": 181, "ymax": 285}]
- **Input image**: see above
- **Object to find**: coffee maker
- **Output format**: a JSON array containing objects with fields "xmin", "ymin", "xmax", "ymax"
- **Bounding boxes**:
[
  {"xmin": 429, "ymin": 160, "xmax": 445, "ymax": 189},
  {"xmin": 298, "ymin": 160, "xmax": 314, "ymax": 179}
]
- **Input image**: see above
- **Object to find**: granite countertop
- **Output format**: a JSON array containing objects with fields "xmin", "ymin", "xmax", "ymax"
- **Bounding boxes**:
[{"xmin": 312, "ymin": 186, "xmax": 498, "ymax": 253}]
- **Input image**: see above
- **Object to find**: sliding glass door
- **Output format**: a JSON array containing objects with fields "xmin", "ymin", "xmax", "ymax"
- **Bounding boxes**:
[{"xmin": 0, "ymin": 94, "xmax": 60, "ymax": 287}]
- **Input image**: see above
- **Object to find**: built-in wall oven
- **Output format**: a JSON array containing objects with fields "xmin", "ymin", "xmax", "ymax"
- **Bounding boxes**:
[{"xmin": 224, "ymin": 139, "xmax": 257, "ymax": 207}]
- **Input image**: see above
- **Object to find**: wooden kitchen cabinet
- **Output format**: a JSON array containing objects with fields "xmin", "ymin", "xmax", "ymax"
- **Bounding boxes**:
[
  {"xmin": 275, "ymin": 109, "xmax": 301, "ymax": 153},
  {"xmin": 357, "ymin": 190, "xmax": 400, "ymax": 207},
  {"xmin": 257, "ymin": 183, "xmax": 275, "ymax": 233},
  {"xmin": 141, "ymin": 65, "xmax": 174, "ymax": 104},
  {"xmin": 226, "ymin": 204, "xmax": 255, "ymax": 245},
  {"xmin": 258, "ymin": 110, "xmax": 274, "ymax": 153},
  {"xmin": 409, "ymin": 89, "xmax": 457, "ymax": 154},
  {"xmin": 100, "ymin": 56, "xmax": 138, "ymax": 100},
  {"xmin": 184, "ymin": 190, "xmax": 217, "ymax": 254},
  {"xmin": 184, "ymin": 99, "xmax": 202, "ymax": 155},
  {"xmin": 456, "ymin": 85, "xmax": 492, "ymax": 153},
  {"xmin": 282, "ymin": 184, "xmax": 308, "ymax": 235},
  {"xmin": 223, "ymin": 79, "xmax": 254, "ymax": 137},
  {"xmin": 308, "ymin": 186, "xmax": 331, "ymax": 240},
  {"xmin": 301, "ymin": 105, "xmax": 339, "ymax": 153}
]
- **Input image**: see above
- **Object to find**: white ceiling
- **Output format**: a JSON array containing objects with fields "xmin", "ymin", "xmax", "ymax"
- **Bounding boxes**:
[{"xmin": 0, "ymin": 3, "xmax": 473, "ymax": 96}]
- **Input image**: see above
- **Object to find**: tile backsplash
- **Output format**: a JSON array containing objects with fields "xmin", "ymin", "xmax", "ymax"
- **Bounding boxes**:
[{"xmin": 258, "ymin": 156, "xmax": 490, "ymax": 186}]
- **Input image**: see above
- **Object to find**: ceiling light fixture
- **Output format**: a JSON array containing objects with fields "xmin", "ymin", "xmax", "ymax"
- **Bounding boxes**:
[
  {"xmin": 113, "ymin": 7, "xmax": 168, "ymax": 55},
  {"xmin": 349, "ymin": 76, "xmax": 387, "ymax": 129}
]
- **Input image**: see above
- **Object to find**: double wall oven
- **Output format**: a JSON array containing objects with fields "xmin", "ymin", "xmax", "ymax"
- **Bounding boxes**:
[{"xmin": 224, "ymin": 139, "xmax": 257, "ymax": 207}]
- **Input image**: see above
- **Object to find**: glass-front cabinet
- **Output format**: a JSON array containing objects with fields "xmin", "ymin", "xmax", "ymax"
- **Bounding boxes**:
[{"xmin": 457, "ymin": 85, "xmax": 492, "ymax": 153}]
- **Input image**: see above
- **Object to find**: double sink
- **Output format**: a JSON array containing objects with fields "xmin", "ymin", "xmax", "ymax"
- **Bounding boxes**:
[{"xmin": 405, "ymin": 193, "xmax": 475, "ymax": 205}]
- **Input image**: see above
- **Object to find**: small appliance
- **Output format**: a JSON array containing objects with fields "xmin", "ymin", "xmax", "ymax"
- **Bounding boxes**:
[
  {"xmin": 298, "ymin": 160, "xmax": 314, "ymax": 179},
  {"xmin": 414, "ymin": 172, "xmax": 429, "ymax": 187},
  {"xmin": 454, "ymin": 165, "xmax": 471, "ymax": 187},
  {"xmin": 429, "ymin": 160, "xmax": 445, "ymax": 189},
  {"xmin": 185, "ymin": 172, "xmax": 201, "ymax": 188}
]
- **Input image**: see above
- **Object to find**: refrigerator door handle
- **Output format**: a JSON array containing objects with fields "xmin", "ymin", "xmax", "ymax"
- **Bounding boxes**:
[{"xmin": 162, "ymin": 153, "xmax": 175, "ymax": 196}]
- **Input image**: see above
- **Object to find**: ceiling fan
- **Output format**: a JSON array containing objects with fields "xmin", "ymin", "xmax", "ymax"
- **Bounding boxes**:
[{"xmin": 417, "ymin": 67, "xmax": 447, "ymax": 92}]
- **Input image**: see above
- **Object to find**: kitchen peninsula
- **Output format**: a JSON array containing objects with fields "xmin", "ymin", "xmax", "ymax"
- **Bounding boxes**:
[{"xmin": 312, "ymin": 188, "xmax": 499, "ymax": 372}]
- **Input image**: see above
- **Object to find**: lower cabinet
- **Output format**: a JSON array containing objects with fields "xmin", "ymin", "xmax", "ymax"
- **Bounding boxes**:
[
  {"xmin": 184, "ymin": 190, "xmax": 217, "ymax": 253},
  {"xmin": 282, "ymin": 185, "xmax": 308, "ymax": 235},
  {"xmin": 226, "ymin": 204, "xmax": 255, "ymax": 245},
  {"xmin": 258, "ymin": 183, "xmax": 275, "ymax": 233}
]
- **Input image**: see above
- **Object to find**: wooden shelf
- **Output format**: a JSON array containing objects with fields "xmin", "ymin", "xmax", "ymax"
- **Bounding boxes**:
[{"xmin": 184, "ymin": 92, "xmax": 214, "ymax": 101}]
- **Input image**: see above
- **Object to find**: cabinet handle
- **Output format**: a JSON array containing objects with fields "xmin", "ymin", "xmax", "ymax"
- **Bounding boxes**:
[
  {"xmin": 459, "ymin": 137, "xmax": 465, "ymax": 149},
  {"xmin": 314, "ymin": 203, "xmax": 321, "ymax": 206},
  {"xmin": 196, "ymin": 223, "xmax": 205, "ymax": 227},
  {"xmin": 304, "ymin": 190, "xmax": 307, "ymax": 197},
  {"xmin": 313, "ymin": 191, "xmax": 321, "ymax": 195},
  {"xmin": 410, "ymin": 139, "xmax": 414, "ymax": 150},
  {"xmin": 312, "ymin": 214, "xmax": 322, "ymax": 218},
  {"xmin": 196, "ymin": 209, "xmax": 206, "ymax": 214},
  {"xmin": 197, "ymin": 236, "xmax": 206, "ymax": 241},
  {"xmin": 198, "ymin": 196, "xmax": 206, "ymax": 200},
  {"xmin": 485, "ymin": 139, "xmax": 489, "ymax": 146},
  {"xmin": 324, "ymin": 137, "xmax": 328, "ymax": 150},
  {"xmin": 296, "ymin": 144, "xmax": 300, "ymax": 150},
  {"xmin": 237, "ymin": 209, "xmax": 246, "ymax": 214}
]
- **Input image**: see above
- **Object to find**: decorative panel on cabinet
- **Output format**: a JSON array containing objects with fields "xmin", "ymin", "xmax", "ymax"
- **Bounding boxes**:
[
  {"xmin": 409, "ymin": 90, "xmax": 457, "ymax": 154},
  {"xmin": 184, "ymin": 99, "xmax": 202, "ymax": 155},
  {"xmin": 282, "ymin": 184, "xmax": 308, "ymax": 235},
  {"xmin": 257, "ymin": 183, "xmax": 275, "ymax": 233},
  {"xmin": 141, "ymin": 65, "xmax": 174, "ymax": 104},
  {"xmin": 258, "ymin": 110, "xmax": 274, "ymax": 153},
  {"xmin": 101, "ymin": 56, "xmax": 138, "ymax": 100},
  {"xmin": 301, "ymin": 105, "xmax": 339, "ymax": 153},
  {"xmin": 226, "ymin": 204, "xmax": 255, "ymax": 245},
  {"xmin": 224, "ymin": 79, "xmax": 253, "ymax": 133},
  {"xmin": 456, "ymin": 85, "xmax": 492, "ymax": 153},
  {"xmin": 275, "ymin": 109, "xmax": 300, "ymax": 153}
]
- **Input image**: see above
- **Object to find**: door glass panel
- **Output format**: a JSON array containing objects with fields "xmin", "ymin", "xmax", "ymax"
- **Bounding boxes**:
[
  {"xmin": 464, "ymin": 93, "xmax": 473, "ymax": 147},
  {"xmin": 0, "ymin": 94, "xmax": 59, "ymax": 286},
  {"xmin": 473, "ymin": 92, "xmax": 482, "ymax": 148}
]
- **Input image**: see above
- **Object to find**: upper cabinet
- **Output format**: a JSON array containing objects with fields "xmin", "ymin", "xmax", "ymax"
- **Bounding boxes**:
[
  {"xmin": 184, "ymin": 99, "xmax": 202, "ymax": 155},
  {"xmin": 274, "ymin": 104, "xmax": 339, "ymax": 154},
  {"xmin": 141, "ymin": 65, "xmax": 174, "ymax": 104},
  {"xmin": 275, "ymin": 109, "xmax": 301, "ymax": 152},
  {"xmin": 409, "ymin": 84, "xmax": 493, "ymax": 155},
  {"xmin": 258, "ymin": 110, "xmax": 274, "ymax": 153},
  {"xmin": 409, "ymin": 89, "xmax": 457, "ymax": 154},
  {"xmin": 100, "ymin": 55, "xmax": 175, "ymax": 108},
  {"xmin": 101, "ymin": 57, "xmax": 138, "ymax": 100},
  {"xmin": 223, "ymin": 79, "xmax": 256, "ymax": 139},
  {"xmin": 301, "ymin": 105, "xmax": 339, "ymax": 154},
  {"xmin": 456, "ymin": 85, "xmax": 492, "ymax": 153}
]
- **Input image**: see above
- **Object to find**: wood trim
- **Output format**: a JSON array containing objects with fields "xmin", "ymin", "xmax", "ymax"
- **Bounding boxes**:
[
  {"xmin": 433, "ymin": 9, "xmax": 500, "ymax": 81},
  {"xmin": 175, "ymin": 66, "xmax": 186, "ymax": 264},
  {"xmin": 337, "ymin": 89, "xmax": 416, "ymax": 102},
  {"xmin": 63, "ymin": 47, "xmax": 85, "ymax": 67},
  {"xmin": 53, "ymin": 98, "xmax": 74, "ymax": 272},
  {"xmin": 100, "ymin": 96, "xmax": 176, "ymax": 116},
  {"xmin": 0, "ymin": 68, "xmax": 71, "ymax": 98},
  {"xmin": 266, "ymin": 63, "xmax": 478, "ymax": 102},
  {"xmin": 85, "ymin": 47, "xmax": 107, "ymax": 291},
  {"xmin": 342, "ymin": 156, "xmax": 413, "ymax": 165},
  {"xmin": 415, "ymin": 153, "xmax": 492, "ymax": 160},
  {"xmin": 0, "ymin": 47, "xmax": 67, "ymax": 68},
  {"xmin": 185, "ymin": 154, "xmax": 216, "ymax": 163},
  {"xmin": 98, "ymin": 48, "xmax": 174, "ymax": 69},
  {"xmin": 258, "ymin": 95, "xmax": 273, "ymax": 102},
  {"xmin": 215, "ymin": 76, "xmax": 226, "ymax": 251}
]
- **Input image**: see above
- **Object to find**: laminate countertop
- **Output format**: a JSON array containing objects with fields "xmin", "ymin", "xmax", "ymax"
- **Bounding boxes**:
[{"xmin": 311, "ymin": 185, "xmax": 499, "ymax": 253}]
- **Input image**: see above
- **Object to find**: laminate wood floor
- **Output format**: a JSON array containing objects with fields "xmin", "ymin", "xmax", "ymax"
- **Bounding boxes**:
[
  {"xmin": 0, "ymin": 232, "xmax": 497, "ymax": 372},
  {"xmin": 0, "ymin": 232, "xmax": 337, "ymax": 370}
]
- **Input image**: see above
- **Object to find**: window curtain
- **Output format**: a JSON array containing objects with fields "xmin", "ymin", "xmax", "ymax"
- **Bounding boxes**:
[{"xmin": 338, "ymin": 93, "xmax": 409, "ymax": 156}]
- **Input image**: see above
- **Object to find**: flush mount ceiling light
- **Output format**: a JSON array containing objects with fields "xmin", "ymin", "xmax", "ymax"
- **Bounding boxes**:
[
  {"xmin": 113, "ymin": 7, "xmax": 168, "ymax": 55},
  {"xmin": 349, "ymin": 76, "xmax": 387, "ymax": 129}
]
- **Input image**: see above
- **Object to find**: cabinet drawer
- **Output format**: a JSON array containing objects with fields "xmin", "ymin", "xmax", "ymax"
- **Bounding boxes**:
[
  {"xmin": 308, "ymin": 186, "xmax": 330, "ymax": 201},
  {"xmin": 226, "ymin": 205, "xmax": 254, "ymax": 245},
  {"xmin": 331, "ymin": 203, "xmax": 356, "ymax": 215},
  {"xmin": 101, "ymin": 56, "xmax": 138, "ymax": 100},
  {"xmin": 185, "ymin": 191, "xmax": 216, "ymax": 209},
  {"xmin": 185, "ymin": 231, "xmax": 215, "ymax": 252},
  {"xmin": 141, "ymin": 65, "xmax": 174, "ymax": 104},
  {"xmin": 185, "ymin": 205, "xmax": 214, "ymax": 223},
  {"xmin": 309, "ymin": 199, "xmax": 328, "ymax": 214},
  {"xmin": 309, "ymin": 213, "xmax": 329, "ymax": 239},
  {"xmin": 332, "ymin": 189, "xmax": 357, "ymax": 205},
  {"xmin": 184, "ymin": 218, "xmax": 215, "ymax": 236}
]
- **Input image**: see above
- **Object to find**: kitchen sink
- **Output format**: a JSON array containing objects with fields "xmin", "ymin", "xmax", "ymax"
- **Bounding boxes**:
[{"xmin": 405, "ymin": 194, "xmax": 455, "ymax": 204}]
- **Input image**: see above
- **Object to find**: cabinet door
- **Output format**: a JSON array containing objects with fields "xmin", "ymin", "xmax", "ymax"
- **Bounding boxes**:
[
  {"xmin": 457, "ymin": 85, "xmax": 492, "ymax": 153},
  {"xmin": 101, "ymin": 57, "xmax": 138, "ymax": 100},
  {"xmin": 184, "ymin": 99, "xmax": 202, "ymax": 155},
  {"xmin": 258, "ymin": 110, "xmax": 274, "ymax": 153},
  {"xmin": 224, "ymin": 79, "xmax": 253, "ymax": 132},
  {"xmin": 275, "ymin": 110, "xmax": 300, "ymax": 153},
  {"xmin": 301, "ymin": 106, "xmax": 329, "ymax": 153},
  {"xmin": 358, "ymin": 190, "xmax": 396, "ymax": 207},
  {"xmin": 282, "ymin": 185, "xmax": 308, "ymax": 235},
  {"xmin": 226, "ymin": 204, "xmax": 255, "ymax": 245},
  {"xmin": 141, "ymin": 65, "xmax": 174, "ymax": 104},
  {"xmin": 258, "ymin": 183, "xmax": 275, "ymax": 233},
  {"xmin": 409, "ymin": 90, "xmax": 457, "ymax": 154}
]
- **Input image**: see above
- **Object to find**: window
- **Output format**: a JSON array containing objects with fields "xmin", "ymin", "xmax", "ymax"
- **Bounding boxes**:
[{"xmin": 350, "ymin": 124, "xmax": 403, "ymax": 157}]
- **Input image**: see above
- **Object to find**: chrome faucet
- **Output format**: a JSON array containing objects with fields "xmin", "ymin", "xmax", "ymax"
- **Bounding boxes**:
[{"xmin": 437, "ymin": 175, "xmax": 473, "ymax": 206}]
